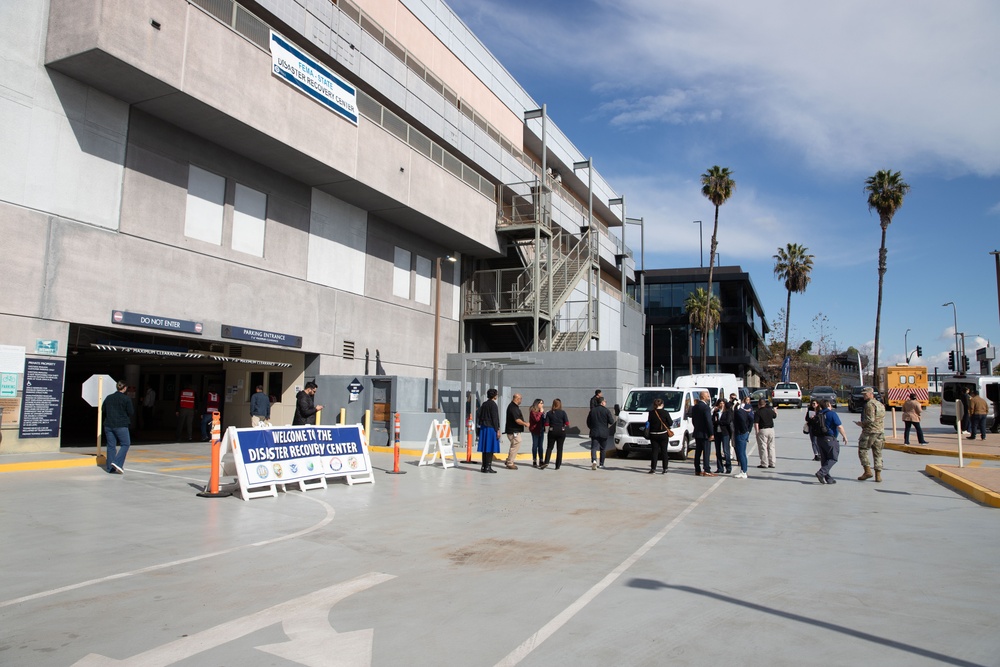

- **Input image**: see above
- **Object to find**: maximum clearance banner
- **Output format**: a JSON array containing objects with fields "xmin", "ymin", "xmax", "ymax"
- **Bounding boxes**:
[
  {"xmin": 232, "ymin": 425, "xmax": 370, "ymax": 487},
  {"xmin": 270, "ymin": 30, "xmax": 358, "ymax": 125}
]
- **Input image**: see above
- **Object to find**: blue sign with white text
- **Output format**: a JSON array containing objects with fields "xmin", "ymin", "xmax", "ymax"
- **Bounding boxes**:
[
  {"xmin": 222, "ymin": 325, "xmax": 302, "ymax": 348},
  {"xmin": 112, "ymin": 310, "xmax": 203, "ymax": 335}
]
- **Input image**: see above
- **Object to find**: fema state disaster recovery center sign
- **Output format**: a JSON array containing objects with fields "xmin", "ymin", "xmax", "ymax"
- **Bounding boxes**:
[
  {"xmin": 270, "ymin": 30, "xmax": 357, "ymax": 125},
  {"xmin": 228, "ymin": 425, "xmax": 372, "ymax": 499}
]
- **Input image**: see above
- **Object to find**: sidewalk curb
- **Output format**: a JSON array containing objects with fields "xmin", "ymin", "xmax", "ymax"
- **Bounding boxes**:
[
  {"xmin": 885, "ymin": 442, "xmax": 1000, "ymax": 460},
  {"xmin": 925, "ymin": 464, "xmax": 1000, "ymax": 508}
]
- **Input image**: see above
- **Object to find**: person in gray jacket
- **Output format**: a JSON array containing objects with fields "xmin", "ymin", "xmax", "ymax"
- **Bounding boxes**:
[{"xmin": 587, "ymin": 397, "xmax": 616, "ymax": 470}]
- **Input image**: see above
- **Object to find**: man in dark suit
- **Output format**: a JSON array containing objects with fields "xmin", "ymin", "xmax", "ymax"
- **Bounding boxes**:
[
  {"xmin": 691, "ymin": 390, "xmax": 715, "ymax": 477},
  {"xmin": 587, "ymin": 397, "xmax": 615, "ymax": 470}
]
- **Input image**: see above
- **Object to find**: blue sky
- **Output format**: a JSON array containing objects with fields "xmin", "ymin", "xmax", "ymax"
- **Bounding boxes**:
[{"xmin": 447, "ymin": 0, "xmax": 1000, "ymax": 373}]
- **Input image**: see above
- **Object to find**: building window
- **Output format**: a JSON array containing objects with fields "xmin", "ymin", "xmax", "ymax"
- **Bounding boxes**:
[
  {"xmin": 184, "ymin": 165, "xmax": 225, "ymax": 244},
  {"xmin": 414, "ymin": 255, "xmax": 431, "ymax": 305},
  {"xmin": 232, "ymin": 183, "xmax": 267, "ymax": 257},
  {"xmin": 393, "ymin": 247, "xmax": 411, "ymax": 298}
]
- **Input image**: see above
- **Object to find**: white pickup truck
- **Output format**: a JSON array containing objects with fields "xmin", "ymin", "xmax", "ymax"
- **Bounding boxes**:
[{"xmin": 771, "ymin": 382, "xmax": 802, "ymax": 408}]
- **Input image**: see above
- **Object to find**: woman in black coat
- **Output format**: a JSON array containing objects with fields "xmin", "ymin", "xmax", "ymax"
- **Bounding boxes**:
[
  {"xmin": 540, "ymin": 398, "xmax": 569, "ymax": 470},
  {"xmin": 646, "ymin": 397, "xmax": 672, "ymax": 474},
  {"xmin": 712, "ymin": 398, "xmax": 734, "ymax": 475}
]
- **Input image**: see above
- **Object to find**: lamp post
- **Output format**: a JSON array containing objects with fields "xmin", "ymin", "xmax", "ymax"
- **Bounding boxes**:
[
  {"xmin": 942, "ymin": 301, "xmax": 959, "ymax": 374},
  {"xmin": 524, "ymin": 106, "xmax": 548, "ymax": 185},
  {"xmin": 609, "ymin": 197, "xmax": 626, "ymax": 326},
  {"xmin": 904, "ymin": 328, "xmax": 911, "ymax": 363},
  {"xmin": 431, "ymin": 254, "xmax": 458, "ymax": 412},
  {"xmin": 692, "ymin": 220, "xmax": 703, "ymax": 267},
  {"xmin": 991, "ymin": 250, "xmax": 1000, "ymax": 328},
  {"xmin": 574, "ymin": 158, "xmax": 595, "ymax": 346}
]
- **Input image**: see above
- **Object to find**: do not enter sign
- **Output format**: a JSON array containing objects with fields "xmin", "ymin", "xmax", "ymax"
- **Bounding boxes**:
[{"xmin": 82, "ymin": 374, "xmax": 117, "ymax": 407}]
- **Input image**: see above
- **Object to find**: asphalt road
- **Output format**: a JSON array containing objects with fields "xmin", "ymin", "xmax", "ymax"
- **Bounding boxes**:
[{"xmin": 2, "ymin": 405, "xmax": 999, "ymax": 666}]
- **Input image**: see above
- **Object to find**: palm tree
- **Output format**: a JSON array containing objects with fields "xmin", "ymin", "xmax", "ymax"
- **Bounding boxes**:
[
  {"xmin": 684, "ymin": 288, "xmax": 721, "ymax": 374},
  {"xmin": 773, "ymin": 243, "xmax": 815, "ymax": 361},
  {"xmin": 864, "ymin": 169, "xmax": 911, "ymax": 380},
  {"xmin": 700, "ymin": 166, "xmax": 735, "ymax": 369}
]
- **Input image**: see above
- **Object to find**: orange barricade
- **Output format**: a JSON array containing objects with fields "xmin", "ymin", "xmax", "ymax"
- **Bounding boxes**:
[
  {"xmin": 387, "ymin": 411, "xmax": 406, "ymax": 475},
  {"xmin": 465, "ymin": 414, "xmax": 475, "ymax": 463},
  {"xmin": 198, "ymin": 411, "xmax": 231, "ymax": 497}
]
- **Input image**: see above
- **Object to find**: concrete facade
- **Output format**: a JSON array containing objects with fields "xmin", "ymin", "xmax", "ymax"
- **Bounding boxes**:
[{"xmin": 0, "ymin": 0, "xmax": 642, "ymax": 453}]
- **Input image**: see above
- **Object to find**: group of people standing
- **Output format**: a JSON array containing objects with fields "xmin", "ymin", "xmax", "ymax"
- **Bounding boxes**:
[
  {"xmin": 475, "ymin": 389, "xmax": 605, "ymax": 473},
  {"xmin": 957, "ymin": 386, "xmax": 992, "ymax": 440},
  {"xmin": 690, "ymin": 393, "xmax": 773, "ymax": 479}
]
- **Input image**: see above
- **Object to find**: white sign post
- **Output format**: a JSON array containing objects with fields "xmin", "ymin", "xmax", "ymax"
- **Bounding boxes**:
[
  {"xmin": 82, "ymin": 374, "xmax": 116, "ymax": 465},
  {"xmin": 419, "ymin": 419, "xmax": 457, "ymax": 469}
]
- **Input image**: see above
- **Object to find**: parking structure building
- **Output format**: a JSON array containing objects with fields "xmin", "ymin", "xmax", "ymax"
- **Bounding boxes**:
[{"xmin": 1, "ymin": 0, "xmax": 644, "ymax": 452}]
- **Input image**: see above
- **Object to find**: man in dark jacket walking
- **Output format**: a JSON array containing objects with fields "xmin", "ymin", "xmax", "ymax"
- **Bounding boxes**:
[
  {"xmin": 587, "ymin": 397, "xmax": 615, "ymax": 470},
  {"xmin": 293, "ymin": 382, "xmax": 323, "ymax": 425},
  {"xmin": 103, "ymin": 381, "xmax": 134, "ymax": 475},
  {"xmin": 691, "ymin": 391, "xmax": 715, "ymax": 477}
]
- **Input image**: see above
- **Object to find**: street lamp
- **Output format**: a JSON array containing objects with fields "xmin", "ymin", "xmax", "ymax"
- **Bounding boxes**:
[
  {"xmin": 609, "ymin": 197, "xmax": 626, "ymax": 325},
  {"xmin": 692, "ymin": 220, "xmax": 703, "ymax": 267},
  {"xmin": 574, "ymin": 158, "xmax": 596, "ymax": 343},
  {"xmin": 524, "ymin": 106, "xmax": 548, "ymax": 185},
  {"xmin": 942, "ymin": 302, "xmax": 959, "ymax": 374},
  {"xmin": 431, "ymin": 254, "xmax": 458, "ymax": 412},
  {"xmin": 991, "ymin": 250, "xmax": 1000, "ymax": 328}
]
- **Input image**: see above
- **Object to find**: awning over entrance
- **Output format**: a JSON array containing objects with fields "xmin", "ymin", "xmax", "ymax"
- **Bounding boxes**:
[{"xmin": 91, "ymin": 344, "xmax": 292, "ymax": 368}]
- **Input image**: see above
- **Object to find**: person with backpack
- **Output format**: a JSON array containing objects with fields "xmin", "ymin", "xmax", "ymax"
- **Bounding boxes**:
[
  {"xmin": 540, "ymin": 398, "xmax": 569, "ymax": 470},
  {"xmin": 804, "ymin": 399, "xmax": 822, "ymax": 461},
  {"xmin": 814, "ymin": 399, "xmax": 848, "ymax": 484}
]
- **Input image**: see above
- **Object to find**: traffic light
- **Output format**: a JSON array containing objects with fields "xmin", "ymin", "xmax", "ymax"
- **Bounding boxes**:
[
  {"xmin": 948, "ymin": 351, "xmax": 955, "ymax": 370},
  {"xmin": 963, "ymin": 355, "xmax": 970, "ymax": 373},
  {"xmin": 916, "ymin": 345, "xmax": 923, "ymax": 358}
]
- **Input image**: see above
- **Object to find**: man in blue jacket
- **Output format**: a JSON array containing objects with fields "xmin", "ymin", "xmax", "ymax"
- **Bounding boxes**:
[{"xmin": 814, "ymin": 399, "xmax": 848, "ymax": 484}]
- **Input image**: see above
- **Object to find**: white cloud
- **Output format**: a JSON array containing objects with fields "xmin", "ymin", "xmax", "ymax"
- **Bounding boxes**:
[{"xmin": 450, "ymin": 0, "xmax": 1000, "ymax": 177}]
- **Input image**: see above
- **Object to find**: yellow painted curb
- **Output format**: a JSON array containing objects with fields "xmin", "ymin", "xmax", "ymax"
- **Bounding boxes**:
[
  {"xmin": 885, "ymin": 442, "xmax": 1000, "ymax": 460},
  {"xmin": 0, "ymin": 458, "xmax": 96, "ymax": 473},
  {"xmin": 925, "ymin": 464, "xmax": 1000, "ymax": 508}
]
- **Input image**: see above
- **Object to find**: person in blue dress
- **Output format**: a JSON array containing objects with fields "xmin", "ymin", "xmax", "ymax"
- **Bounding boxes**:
[{"xmin": 477, "ymin": 388, "xmax": 501, "ymax": 473}]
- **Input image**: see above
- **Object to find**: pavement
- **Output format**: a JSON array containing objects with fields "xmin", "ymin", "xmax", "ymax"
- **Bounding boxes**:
[
  {"xmin": 6, "ymin": 418, "xmax": 1000, "ymax": 507},
  {"xmin": 883, "ymin": 423, "xmax": 1000, "ymax": 508},
  {"xmin": 4, "ymin": 411, "xmax": 1000, "ymax": 666}
]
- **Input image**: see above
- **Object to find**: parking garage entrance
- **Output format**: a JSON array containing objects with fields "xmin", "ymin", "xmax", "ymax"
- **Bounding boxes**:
[{"xmin": 62, "ymin": 323, "xmax": 294, "ymax": 446}]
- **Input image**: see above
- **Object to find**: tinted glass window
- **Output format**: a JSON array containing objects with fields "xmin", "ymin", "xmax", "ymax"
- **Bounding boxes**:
[{"xmin": 623, "ymin": 391, "xmax": 684, "ymax": 412}]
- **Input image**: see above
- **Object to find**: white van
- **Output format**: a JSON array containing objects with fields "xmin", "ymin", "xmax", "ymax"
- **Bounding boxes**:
[
  {"xmin": 940, "ymin": 376, "xmax": 1000, "ymax": 427},
  {"xmin": 614, "ymin": 386, "xmax": 701, "ymax": 460},
  {"xmin": 674, "ymin": 373, "xmax": 744, "ymax": 404}
]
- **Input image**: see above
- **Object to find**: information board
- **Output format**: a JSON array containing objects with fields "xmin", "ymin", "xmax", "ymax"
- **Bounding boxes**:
[
  {"xmin": 227, "ymin": 424, "xmax": 374, "ymax": 500},
  {"xmin": 19, "ymin": 358, "xmax": 65, "ymax": 438}
]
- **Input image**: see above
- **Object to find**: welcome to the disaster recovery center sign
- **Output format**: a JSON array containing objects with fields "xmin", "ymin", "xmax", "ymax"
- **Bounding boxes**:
[
  {"xmin": 270, "ymin": 30, "xmax": 358, "ymax": 125},
  {"xmin": 229, "ymin": 424, "xmax": 372, "ymax": 500}
]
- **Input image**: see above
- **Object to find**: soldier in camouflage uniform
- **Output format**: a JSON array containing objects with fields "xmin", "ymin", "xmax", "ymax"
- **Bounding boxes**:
[{"xmin": 856, "ymin": 386, "xmax": 886, "ymax": 482}]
